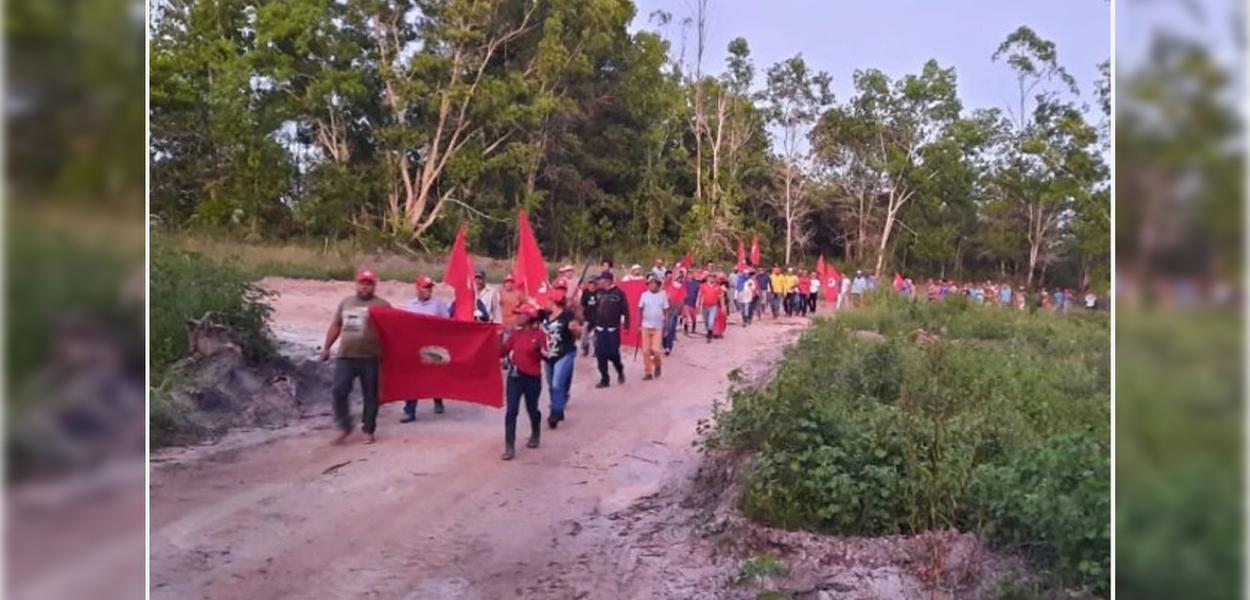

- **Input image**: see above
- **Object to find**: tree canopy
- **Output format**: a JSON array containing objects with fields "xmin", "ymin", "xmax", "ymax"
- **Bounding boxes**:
[{"xmin": 151, "ymin": 3, "xmax": 1108, "ymax": 290}]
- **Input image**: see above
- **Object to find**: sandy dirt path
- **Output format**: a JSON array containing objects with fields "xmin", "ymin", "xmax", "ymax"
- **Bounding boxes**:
[{"xmin": 150, "ymin": 277, "xmax": 809, "ymax": 599}]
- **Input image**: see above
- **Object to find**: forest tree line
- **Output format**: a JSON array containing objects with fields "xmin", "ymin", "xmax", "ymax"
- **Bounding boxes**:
[{"xmin": 151, "ymin": 0, "xmax": 1109, "ymax": 290}]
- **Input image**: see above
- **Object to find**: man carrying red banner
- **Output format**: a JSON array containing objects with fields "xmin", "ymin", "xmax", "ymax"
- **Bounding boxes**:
[
  {"xmin": 399, "ymin": 275, "xmax": 452, "ymax": 421},
  {"xmin": 500, "ymin": 304, "xmax": 547, "ymax": 461},
  {"xmin": 318, "ymin": 270, "xmax": 391, "ymax": 445}
]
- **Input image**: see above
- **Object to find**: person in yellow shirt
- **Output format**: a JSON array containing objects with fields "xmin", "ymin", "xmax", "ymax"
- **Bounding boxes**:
[
  {"xmin": 783, "ymin": 267, "xmax": 799, "ymax": 316},
  {"xmin": 768, "ymin": 267, "xmax": 786, "ymax": 318}
]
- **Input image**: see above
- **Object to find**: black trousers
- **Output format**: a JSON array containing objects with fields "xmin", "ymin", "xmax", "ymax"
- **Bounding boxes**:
[
  {"xmin": 594, "ymin": 327, "xmax": 623, "ymax": 382},
  {"xmin": 505, "ymin": 373, "xmax": 542, "ymax": 446},
  {"xmin": 808, "ymin": 292, "xmax": 818, "ymax": 312},
  {"xmin": 332, "ymin": 357, "xmax": 379, "ymax": 434}
]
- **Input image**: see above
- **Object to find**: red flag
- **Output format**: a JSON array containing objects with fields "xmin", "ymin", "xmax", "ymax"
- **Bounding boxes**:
[
  {"xmin": 369, "ymin": 307, "xmax": 503, "ymax": 407},
  {"xmin": 617, "ymin": 280, "xmax": 647, "ymax": 348},
  {"xmin": 514, "ymin": 209, "xmax": 550, "ymax": 301},
  {"xmin": 736, "ymin": 240, "xmax": 747, "ymax": 271},
  {"xmin": 749, "ymin": 236, "xmax": 760, "ymax": 266},
  {"xmin": 678, "ymin": 252, "xmax": 693, "ymax": 271},
  {"xmin": 444, "ymin": 225, "xmax": 476, "ymax": 321},
  {"xmin": 823, "ymin": 258, "xmax": 841, "ymax": 305},
  {"xmin": 816, "ymin": 253, "xmax": 827, "ymax": 281}
]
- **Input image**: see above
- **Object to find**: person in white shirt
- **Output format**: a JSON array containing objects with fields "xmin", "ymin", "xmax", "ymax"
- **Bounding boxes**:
[
  {"xmin": 738, "ymin": 271, "xmax": 757, "ymax": 326},
  {"xmin": 474, "ymin": 269, "xmax": 502, "ymax": 324},
  {"xmin": 809, "ymin": 271, "xmax": 821, "ymax": 313},
  {"xmin": 838, "ymin": 276, "xmax": 851, "ymax": 310}
]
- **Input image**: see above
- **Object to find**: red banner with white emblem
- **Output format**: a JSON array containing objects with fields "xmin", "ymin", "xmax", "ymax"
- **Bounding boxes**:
[{"xmin": 369, "ymin": 307, "xmax": 503, "ymax": 407}]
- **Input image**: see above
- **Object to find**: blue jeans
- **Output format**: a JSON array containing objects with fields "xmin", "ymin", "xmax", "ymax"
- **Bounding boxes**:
[
  {"xmin": 505, "ymin": 373, "xmax": 542, "ymax": 446},
  {"xmin": 701, "ymin": 306, "xmax": 718, "ymax": 337},
  {"xmin": 544, "ymin": 352, "xmax": 576, "ymax": 415},
  {"xmin": 662, "ymin": 310, "xmax": 679, "ymax": 351}
]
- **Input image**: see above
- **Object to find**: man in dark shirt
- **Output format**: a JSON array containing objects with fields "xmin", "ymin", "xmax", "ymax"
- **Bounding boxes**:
[
  {"xmin": 578, "ymin": 277, "xmax": 599, "ymax": 357},
  {"xmin": 592, "ymin": 272, "xmax": 629, "ymax": 388}
]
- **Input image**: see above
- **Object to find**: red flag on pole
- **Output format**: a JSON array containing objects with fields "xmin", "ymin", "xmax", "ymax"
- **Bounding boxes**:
[
  {"xmin": 617, "ymin": 280, "xmax": 647, "ymax": 348},
  {"xmin": 749, "ymin": 236, "xmax": 760, "ymax": 266},
  {"xmin": 736, "ymin": 240, "xmax": 747, "ymax": 271},
  {"xmin": 369, "ymin": 307, "xmax": 504, "ymax": 407},
  {"xmin": 816, "ymin": 253, "xmax": 827, "ymax": 281},
  {"xmin": 444, "ymin": 224, "xmax": 476, "ymax": 321},
  {"xmin": 823, "ymin": 258, "xmax": 841, "ymax": 305},
  {"xmin": 678, "ymin": 252, "xmax": 693, "ymax": 271},
  {"xmin": 514, "ymin": 209, "xmax": 550, "ymax": 301}
]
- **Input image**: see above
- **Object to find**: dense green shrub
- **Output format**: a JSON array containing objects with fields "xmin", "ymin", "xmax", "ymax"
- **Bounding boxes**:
[
  {"xmin": 150, "ymin": 244, "xmax": 275, "ymax": 378},
  {"xmin": 705, "ymin": 300, "xmax": 1109, "ymax": 594}
]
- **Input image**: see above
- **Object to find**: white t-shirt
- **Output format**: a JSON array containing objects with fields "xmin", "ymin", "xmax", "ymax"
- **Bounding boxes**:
[
  {"xmin": 738, "ymin": 279, "xmax": 757, "ymax": 303},
  {"xmin": 638, "ymin": 290, "xmax": 670, "ymax": 329},
  {"xmin": 811, "ymin": 278, "xmax": 821, "ymax": 293}
]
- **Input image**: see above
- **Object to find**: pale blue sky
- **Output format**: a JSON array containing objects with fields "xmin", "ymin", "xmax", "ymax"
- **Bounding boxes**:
[{"xmin": 630, "ymin": 0, "xmax": 1110, "ymax": 118}]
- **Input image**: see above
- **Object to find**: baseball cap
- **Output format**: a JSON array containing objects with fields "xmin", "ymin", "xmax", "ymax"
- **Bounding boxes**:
[
  {"xmin": 415, "ymin": 275, "xmax": 434, "ymax": 288},
  {"xmin": 548, "ymin": 289, "xmax": 567, "ymax": 303},
  {"xmin": 600, "ymin": 271, "xmax": 614, "ymax": 280},
  {"xmin": 630, "ymin": 264, "xmax": 641, "ymax": 271},
  {"xmin": 355, "ymin": 270, "xmax": 377, "ymax": 283}
]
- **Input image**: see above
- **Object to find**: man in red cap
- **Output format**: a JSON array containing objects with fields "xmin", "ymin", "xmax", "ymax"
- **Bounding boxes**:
[
  {"xmin": 399, "ymin": 275, "xmax": 452, "ymax": 421},
  {"xmin": 319, "ymin": 270, "xmax": 391, "ymax": 444},
  {"xmin": 499, "ymin": 303, "xmax": 547, "ymax": 460}
]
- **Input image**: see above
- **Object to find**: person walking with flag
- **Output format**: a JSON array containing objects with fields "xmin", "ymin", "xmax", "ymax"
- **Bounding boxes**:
[
  {"xmin": 638, "ymin": 275, "xmax": 670, "ymax": 380},
  {"xmin": 592, "ymin": 272, "xmax": 629, "ymax": 388},
  {"xmin": 399, "ymin": 275, "xmax": 452, "ymax": 421},
  {"xmin": 500, "ymin": 304, "xmax": 547, "ymax": 460},
  {"xmin": 319, "ymin": 270, "xmax": 391, "ymax": 445},
  {"xmin": 540, "ymin": 290, "xmax": 579, "ymax": 429}
]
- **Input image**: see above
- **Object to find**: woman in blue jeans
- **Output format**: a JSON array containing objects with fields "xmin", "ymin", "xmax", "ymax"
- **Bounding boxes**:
[
  {"xmin": 540, "ymin": 290, "xmax": 580, "ymax": 428},
  {"xmin": 501, "ymin": 304, "xmax": 548, "ymax": 460}
]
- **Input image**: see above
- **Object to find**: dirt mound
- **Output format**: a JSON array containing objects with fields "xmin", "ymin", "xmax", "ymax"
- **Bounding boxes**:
[{"xmin": 155, "ymin": 326, "xmax": 332, "ymax": 447}]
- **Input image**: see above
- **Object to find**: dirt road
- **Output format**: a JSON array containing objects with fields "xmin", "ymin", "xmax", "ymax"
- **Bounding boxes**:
[{"xmin": 150, "ymin": 277, "xmax": 809, "ymax": 599}]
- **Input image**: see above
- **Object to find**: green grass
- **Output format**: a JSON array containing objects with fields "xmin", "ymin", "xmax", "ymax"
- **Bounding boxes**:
[
  {"xmin": 704, "ymin": 296, "xmax": 1109, "ymax": 594},
  {"xmin": 735, "ymin": 554, "xmax": 789, "ymax": 586}
]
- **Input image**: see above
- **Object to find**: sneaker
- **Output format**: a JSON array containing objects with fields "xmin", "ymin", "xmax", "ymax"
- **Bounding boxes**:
[
  {"xmin": 548, "ymin": 414, "xmax": 559, "ymax": 429},
  {"xmin": 526, "ymin": 435, "xmax": 540, "ymax": 449},
  {"xmin": 400, "ymin": 415, "xmax": 416, "ymax": 424},
  {"xmin": 595, "ymin": 380, "xmax": 610, "ymax": 389},
  {"xmin": 364, "ymin": 433, "xmax": 376, "ymax": 445},
  {"xmin": 617, "ymin": 372, "xmax": 625, "ymax": 384},
  {"xmin": 642, "ymin": 373, "xmax": 653, "ymax": 381},
  {"xmin": 501, "ymin": 446, "xmax": 515, "ymax": 461},
  {"xmin": 664, "ymin": 348, "xmax": 671, "ymax": 356}
]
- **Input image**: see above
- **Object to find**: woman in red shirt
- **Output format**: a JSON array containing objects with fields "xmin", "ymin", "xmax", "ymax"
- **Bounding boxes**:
[
  {"xmin": 500, "ymin": 304, "xmax": 547, "ymax": 460},
  {"xmin": 695, "ymin": 273, "xmax": 722, "ymax": 343}
]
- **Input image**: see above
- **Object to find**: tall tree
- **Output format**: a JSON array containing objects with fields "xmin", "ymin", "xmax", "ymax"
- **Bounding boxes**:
[{"xmin": 762, "ymin": 55, "xmax": 832, "ymax": 264}]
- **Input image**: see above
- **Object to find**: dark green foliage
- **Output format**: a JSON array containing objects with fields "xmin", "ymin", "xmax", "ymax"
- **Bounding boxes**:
[{"xmin": 704, "ymin": 301, "xmax": 1109, "ymax": 593}]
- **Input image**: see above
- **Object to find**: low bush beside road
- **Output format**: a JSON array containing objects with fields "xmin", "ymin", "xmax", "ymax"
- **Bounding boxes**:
[{"xmin": 703, "ymin": 294, "xmax": 1110, "ymax": 594}]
